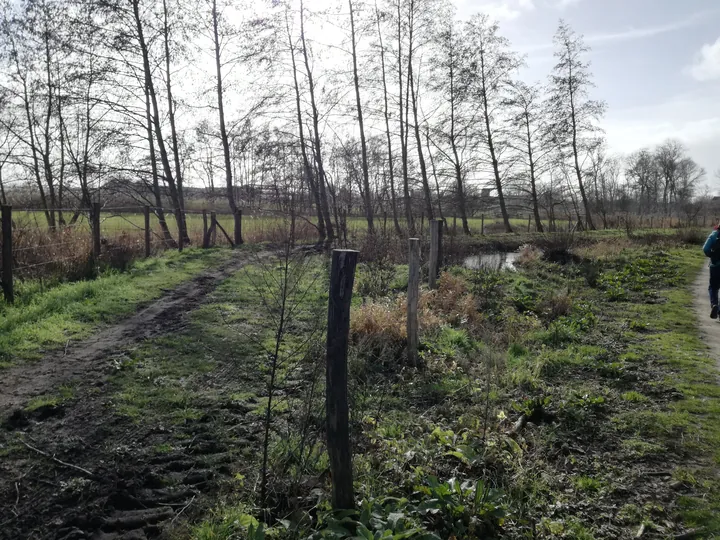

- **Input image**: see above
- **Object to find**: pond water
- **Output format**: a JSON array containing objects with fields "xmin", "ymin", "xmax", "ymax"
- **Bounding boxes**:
[{"xmin": 463, "ymin": 252, "xmax": 520, "ymax": 271}]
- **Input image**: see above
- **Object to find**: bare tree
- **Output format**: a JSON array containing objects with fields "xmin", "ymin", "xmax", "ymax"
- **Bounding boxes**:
[
  {"xmin": 348, "ymin": 0, "xmax": 374, "ymax": 234},
  {"xmin": 374, "ymin": 0, "xmax": 402, "ymax": 235},
  {"xmin": 463, "ymin": 14, "xmax": 520, "ymax": 233},
  {"xmin": 506, "ymin": 81, "xmax": 552, "ymax": 232},
  {"xmin": 548, "ymin": 20, "xmax": 606, "ymax": 231},
  {"xmin": 299, "ymin": 0, "xmax": 334, "ymax": 242}
]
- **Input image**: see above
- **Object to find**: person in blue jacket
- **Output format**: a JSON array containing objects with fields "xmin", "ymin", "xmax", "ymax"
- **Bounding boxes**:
[{"xmin": 703, "ymin": 225, "xmax": 720, "ymax": 318}]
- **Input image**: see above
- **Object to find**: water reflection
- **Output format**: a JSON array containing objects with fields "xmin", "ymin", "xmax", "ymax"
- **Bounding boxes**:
[{"xmin": 463, "ymin": 252, "xmax": 519, "ymax": 271}]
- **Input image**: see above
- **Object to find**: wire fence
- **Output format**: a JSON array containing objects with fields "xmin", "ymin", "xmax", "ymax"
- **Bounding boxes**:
[
  {"xmin": 0, "ymin": 204, "xmax": 322, "ymax": 304},
  {"xmin": 0, "ymin": 202, "xmax": 715, "ymax": 305}
]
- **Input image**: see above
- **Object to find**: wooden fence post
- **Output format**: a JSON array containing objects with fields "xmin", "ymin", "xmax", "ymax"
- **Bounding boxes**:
[
  {"xmin": 1, "ymin": 205, "xmax": 13, "ymax": 304},
  {"xmin": 429, "ymin": 219, "xmax": 442, "ymax": 290},
  {"xmin": 481, "ymin": 214, "xmax": 485, "ymax": 236},
  {"xmin": 92, "ymin": 202, "xmax": 101, "ymax": 258},
  {"xmin": 326, "ymin": 249, "xmax": 358, "ymax": 510},
  {"xmin": 202, "ymin": 210, "xmax": 209, "ymax": 249},
  {"xmin": 144, "ymin": 206, "xmax": 151, "ymax": 258},
  {"xmin": 211, "ymin": 212, "xmax": 217, "ymax": 246},
  {"xmin": 407, "ymin": 238, "xmax": 420, "ymax": 367},
  {"xmin": 176, "ymin": 209, "xmax": 184, "ymax": 252},
  {"xmin": 234, "ymin": 209, "xmax": 243, "ymax": 246}
]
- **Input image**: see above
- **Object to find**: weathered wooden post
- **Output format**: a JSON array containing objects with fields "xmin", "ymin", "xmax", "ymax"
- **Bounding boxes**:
[
  {"xmin": 1, "ymin": 205, "xmax": 13, "ymax": 304},
  {"xmin": 144, "ymin": 206, "xmax": 151, "ymax": 258},
  {"xmin": 429, "ymin": 219, "xmax": 443, "ymax": 290},
  {"xmin": 527, "ymin": 214, "xmax": 531, "ymax": 232},
  {"xmin": 92, "ymin": 202, "xmax": 101, "ymax": 259},
  {"xmin": 481, "ymin": 214, "xmax": 485, "ymax": 236},
  {"xmin": 211, "ymin": 211, "xmax": 217, "ymax": 246},
  {"xmin": 202, "ymin": 210, "xmax": 209, "ymax": 249},
  {"xmin": 175, "ymin": 208, "xmax": 185, "ymax": 251},
  {"xmin": 326, "ymin": 249, "xmax": 358, "ymax": 510},
  {"xmin": 234, "ymin": 209, "xmax": 243, "ymax": 246},
  {"xmin": 407, "ymin": 238, "xmax": 420, "ymax": 367},
  {"xmin": 176, "ymin": 209, "xmax": 184, "ymax": 252}
]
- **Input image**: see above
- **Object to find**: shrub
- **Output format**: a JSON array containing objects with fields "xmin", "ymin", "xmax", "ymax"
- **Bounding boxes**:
[
  {"xmin": 537, "ymin": 291, "xmax": 573, "ymax": 322},
  {"xmin": 421, "ymin": 273, "xmax": 481, "ymax": 328},
  {"xmin": 534, "ymin": 231, "xmax": 579, "ymax": 264},
  {"xmin": 515, "ymin": 244, "xmax": 542, "ymax": 265},
  {"xmin": 674, "ymin": 228, "xmax": 706, "ymax": 246}
]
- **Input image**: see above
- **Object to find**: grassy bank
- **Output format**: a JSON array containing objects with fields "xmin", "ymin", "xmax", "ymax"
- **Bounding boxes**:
[
  {"xmin": 3, "ymin": 232, "xmax": 719, "ymax": 539},
  {"xmin": 81, "ymin": 233, "xmax": 719, "ymax": 538},
  {"xmin": 0, "ymin": 248, "xmax": 232, "ymax": 367}
]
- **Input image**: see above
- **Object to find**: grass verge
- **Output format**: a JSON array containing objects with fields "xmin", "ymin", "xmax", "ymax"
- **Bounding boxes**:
[{"xmin": 0, "ymin": 248, "xmax": 232, "ymax": 367}]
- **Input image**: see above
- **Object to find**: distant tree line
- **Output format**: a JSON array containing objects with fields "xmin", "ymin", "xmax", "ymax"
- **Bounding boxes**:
[{"xmin": 0, "ymin": 0, "xmax": 711, "ymax": 243}]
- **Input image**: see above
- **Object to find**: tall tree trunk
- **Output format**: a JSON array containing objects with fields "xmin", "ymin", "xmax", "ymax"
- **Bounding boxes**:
[
  {"xmin": 145, "ymin": 82, "xmax": 176, "ymax": 247},
  {"xmin": 448, "ymin": 53, "xmax": 470, "ymax": 235},
  {"xmin": 375, "ymin": 3, "xmax": 401, "ymax": 236},
  {"xmin": 479, "ymin": 50, "xmax": 512, "ymax": 233},
  {"xmin": 569, "ymin": 79, "xmax": 595, "ymax": 230},
  {"xmin": 42, "ymin": 24, "xmax": 56, "ymax": 230},
  {"xmin": 164, "ymin": 0, "xmax": 189, "ymax": 243},
  {"xmin": 300, "ymin": 0, "xmax": 334, "ymax": 242},
  {"xmin": 349, "ymin": 0, "xmax": 373, "ymax": 234},
  {"xmin": 57, "ymin": 84, "xmax": 66, "ymax": 226},
  {"xmin": 132, "ymin": 0, "xmax": 183, "ymax": 239},
  {"xmin": 397, "ymin": 0, "xmax": 413, "ymax": 235},
  {"xmin": 13, "ymin": 45, "xmax": 49, "ymax": 224},
  {"xmin": 211, "ymin": 0, "xmax": 237, "ymax": 215},
  {"xmin": 425, "ymin": 126, "xmax": 444, "ymax": 226},
  {"xmin": 525, "ymin": 114, "xmax": 543, "ymax": 232},
  {"xmin": 408, "ymin": 50, "xmax": 433, "ymax": 221},
  {"xmin": 286, "ymin": 10, "xmax": 325, "ymax": 242}
]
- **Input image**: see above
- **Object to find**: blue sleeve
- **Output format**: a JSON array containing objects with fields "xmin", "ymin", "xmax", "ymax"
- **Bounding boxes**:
[{"xmin": 704, "ymin": 231, "xmax": 718, "ymax": 257}]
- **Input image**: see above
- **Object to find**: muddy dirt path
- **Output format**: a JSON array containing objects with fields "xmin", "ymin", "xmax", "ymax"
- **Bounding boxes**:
[
  {"xmin": 0, "ymin": 250, "xmax": 266, "ymax": 540},
  {"xmin": 692, "ymin": 266, "xmax": 720, "ymax": 368},
  {"xmin": 0, "ymin": 251, "xmax": 250, "ymax": 417}
]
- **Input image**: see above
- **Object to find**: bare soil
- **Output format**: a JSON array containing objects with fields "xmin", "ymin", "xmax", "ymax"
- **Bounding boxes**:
[{"xmin": 0, "ymin": 251, "xmax": 264, "ymax": 540}]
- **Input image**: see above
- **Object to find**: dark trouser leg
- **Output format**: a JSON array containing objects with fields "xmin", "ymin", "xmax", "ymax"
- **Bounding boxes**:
[{"xmin": 709, "ymin": 266, "xmax": 720, "ymax": 307}]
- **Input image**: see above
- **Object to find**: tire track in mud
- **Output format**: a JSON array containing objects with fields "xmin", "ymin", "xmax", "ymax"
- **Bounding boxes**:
[
  {"xmin": 0, "ymin": 249, "xmax": 273, "ymax": 540},
  {"xmin": 0, "ymin": 251, "xmax": 252, "ymax": 416}
]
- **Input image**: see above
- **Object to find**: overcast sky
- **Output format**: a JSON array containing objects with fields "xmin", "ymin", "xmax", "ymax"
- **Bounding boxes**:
[{"xmin": 454, "ymin": 0, "xmax": 720, "ymax": 189}]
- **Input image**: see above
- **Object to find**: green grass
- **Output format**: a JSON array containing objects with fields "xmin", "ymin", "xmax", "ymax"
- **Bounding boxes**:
[
  {"xmin": 4, "ymin": 230, "xmax": 719, "ymax": 538},
  {"xmin": 0, "ymin": 248, "xmax": 231, "ymax": 367}
]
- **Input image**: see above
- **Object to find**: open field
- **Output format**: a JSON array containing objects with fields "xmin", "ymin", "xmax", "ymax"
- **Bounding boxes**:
[{"xmin": 1, "ymin": 230, "xmax": 719, "ymax": 539}]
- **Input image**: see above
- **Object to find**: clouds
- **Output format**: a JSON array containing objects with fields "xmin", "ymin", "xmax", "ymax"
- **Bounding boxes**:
[
  {"xmin": 604, "ymin": 89, "xmax": 720, "ymax": 179},
  {"xmin": 457, "ymin": 0, "xmax": 534, "ymax": 21},
  {"xmin": 689, "ymin": 37, "xmax": 720, "ymax": 81},
  {"xmin": 553, "ymin": 0, "xmax": 583, "ymax": 8}
]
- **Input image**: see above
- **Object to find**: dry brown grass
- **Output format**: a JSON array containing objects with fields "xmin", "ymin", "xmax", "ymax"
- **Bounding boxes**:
[
  {"xmin": 537, "ymin": 290, "xmax": 573, "ymax": 322},
  {"xmin": 351, "ymin": 299, "xmax": 407, "ymax": 342},
  {"xmin": 351, "ymin": 272, "xmax": 483, "ymax": 346},
  {"xmin": 420, "ymin": 273, "xmax": 482, "ymax": 329},
  {"xmin": 516, "ymin": 244, "xmax": 542, "ymax": 265}
]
